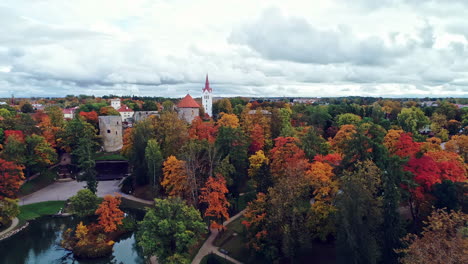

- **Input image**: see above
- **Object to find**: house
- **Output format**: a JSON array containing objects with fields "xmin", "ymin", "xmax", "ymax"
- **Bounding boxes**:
[
  {"xmin": 63, "ymin": 107, "xmax": 78, "ymax": 119},
  {"xmin": 117, "ymin": 105, "xmax": 134, "ymax": 123},
  {"xmin": 177, "ymin": 94, "xmax": 200, "ymax": 123},
  {"xmin": 111, "ymin": 98, "xmax": 121, "ymax": 110}
]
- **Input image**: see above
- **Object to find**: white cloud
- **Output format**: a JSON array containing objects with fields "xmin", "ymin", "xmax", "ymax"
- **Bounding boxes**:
[{"xmin": 0, "ymin": 0, "xmax": 466, "ymax": 98}]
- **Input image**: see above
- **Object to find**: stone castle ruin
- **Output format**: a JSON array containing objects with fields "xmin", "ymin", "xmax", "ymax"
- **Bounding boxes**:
[{"xmin": 98, "ymin": 116, "xmax": 123, "ymax": 152}]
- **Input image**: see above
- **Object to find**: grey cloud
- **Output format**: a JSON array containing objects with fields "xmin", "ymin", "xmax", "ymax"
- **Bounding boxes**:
[{"xmin": 229, "ymin": 8, "xmax": 413, "ymax": 66}]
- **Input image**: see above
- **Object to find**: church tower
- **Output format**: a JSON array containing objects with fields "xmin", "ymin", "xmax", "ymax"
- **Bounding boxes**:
[{"xmin": 202, "ymin": 74, "xmax": 213, "ymax": 117}]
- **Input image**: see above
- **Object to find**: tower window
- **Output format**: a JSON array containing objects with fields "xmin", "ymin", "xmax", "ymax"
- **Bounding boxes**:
[{"xmin": 107, "ymin": 130, "xmax": 111, "ymax": 133}]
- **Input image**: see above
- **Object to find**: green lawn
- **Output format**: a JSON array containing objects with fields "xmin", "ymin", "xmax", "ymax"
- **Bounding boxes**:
[
  {"xmin": 18, "ymin": 201, "xmax": 66, "ymax": 221},
  {"xmin": 200, "ymin": 253, "xmax": 234, "ymax": 264},
  {"xmin": 94, "ymin": 152, "xmax": 127, "ymax": 161},
  {"xmin": 19, "ymin": 170, "xmax": 56, "ymax": 197},
  {"xmin": 213, "ymin": 216, "xmax": 245, "ymax": 247}
]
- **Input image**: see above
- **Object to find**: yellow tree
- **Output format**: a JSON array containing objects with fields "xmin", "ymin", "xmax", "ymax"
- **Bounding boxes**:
[
  {"xmin": 329, "ymin": 124, "xmax": 357, "ymax": 153},
  {"xmin": 445, "ymin": 135, "xmax": 468, "ymax": 162},
  {"xmin": 161, "ymin": 155, "xmax": 189, "ymax": 198},
  {"xmin": 397, "ymin": 209, "xmax": 468, "ymax": 264},
  {"xmin": 383, "ymin": 129, "xmax": 404, "ymax": 154},
  {"xmin": 216, "ymin": 113, "xmax": 239, "ymax": 128}
]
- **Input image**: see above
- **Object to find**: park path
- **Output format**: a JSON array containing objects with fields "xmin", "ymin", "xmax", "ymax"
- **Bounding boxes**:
[
  {"xmin": 192, "ymin": 209, "xmax": 246, "ymax": 264},
  {"xmin": 20, "ymin": 180, "xmax": 154, "ymax": 205},
  {"xmin": 0, "ymin": 218, "xmax": 19, "ymax": 239}
]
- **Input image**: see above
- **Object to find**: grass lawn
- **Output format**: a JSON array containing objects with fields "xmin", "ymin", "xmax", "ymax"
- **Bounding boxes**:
[
  {"xmin": 19, "ymin": 170, "xmax": 56, "ymax": 197},
  {"xmin": 18, "ymin": 201, "xmax": 66, "ymax": 221},
  {"xmin": 94, "ymin": 152, "xmax": 127, "ymax": 161},
  {"xmin": 200, "ymin": 253, "xmax": 234, "ymax": 264},
  {"xmin": 213, "ymin": 216, "xmax": 245, "ymax": 247}
]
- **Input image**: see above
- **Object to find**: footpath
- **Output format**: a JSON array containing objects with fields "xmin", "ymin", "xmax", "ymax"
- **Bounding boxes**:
[{"xmin": 192, "ymin": 209, "xmax": 246, "ymax": 264}]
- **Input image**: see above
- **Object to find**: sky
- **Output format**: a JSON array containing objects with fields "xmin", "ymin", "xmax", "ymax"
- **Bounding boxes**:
[{"xmin": 0, "ymin": 0, "xmax": 467, "ymax": 98}]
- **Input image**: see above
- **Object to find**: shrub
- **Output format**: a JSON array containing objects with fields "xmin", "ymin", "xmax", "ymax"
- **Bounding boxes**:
[{"xmin": 69, "ymin": 189, "xmax": 99, "ymax": 217}]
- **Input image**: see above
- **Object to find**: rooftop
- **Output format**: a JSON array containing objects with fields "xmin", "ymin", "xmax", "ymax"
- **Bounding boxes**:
[{"xmin": 177, "ymin": 94, "xmax": 200, "ymax": 108}]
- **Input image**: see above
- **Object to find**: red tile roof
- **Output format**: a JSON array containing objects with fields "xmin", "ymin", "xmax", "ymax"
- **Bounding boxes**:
[
  {"xmin": 177, "ymin": 94, "xmax": 200, "ymax": 108},
  {"xmin": 117, "ymin": 105, "xmax": 134, "ymax": 112}
]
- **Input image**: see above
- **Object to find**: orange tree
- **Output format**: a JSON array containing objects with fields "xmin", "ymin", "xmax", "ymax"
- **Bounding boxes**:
[
  {"xmin": 199, "ymin": 175, "xmax": 230, "ymax": 229},
  {"xmin": 95, "ymin": 194, "xmax": 124, "ymax": 233}
]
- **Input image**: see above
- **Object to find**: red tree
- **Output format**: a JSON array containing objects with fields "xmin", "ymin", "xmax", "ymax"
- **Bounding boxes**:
[
  {"xmin": 188, "ymin": 117, "xmax": 218, "ymax": 143},
  {"xmin": 249, "ymin": 124, "xmax": 265, "ymax": 154},
  {"xmin": 79, "ymin": 111, "xmax": 99, "ymax": 126},
  {"xmin": 0, "ymin": 159, "xmax": 25, "ymax": 199},
  {"xmin": 394, "ymin": 133, "xmax": 421, "ymax": 158},
  {"xmin": 270, "ymin": 137, "xmax": 306, "ymax": 179},
  {"xmin": 4, "ymin": 130, "xmax": 25, "ymax": 143}
]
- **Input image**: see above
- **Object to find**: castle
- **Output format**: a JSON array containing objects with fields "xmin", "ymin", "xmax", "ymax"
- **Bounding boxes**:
[{"xmin": 177, "ymin": 74, "xmax": 213, "ymax": 123}]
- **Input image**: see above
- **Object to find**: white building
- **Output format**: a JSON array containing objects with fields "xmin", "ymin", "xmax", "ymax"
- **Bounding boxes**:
[
  {"xmin": 111, "ymin": 98, "xmax": 121, "ymax": 110},
  {"xmin": 117, "ymin": 105, "xmax": 134, "ymax": 122},
  {"xmin": 202, "ymin": 75, "xmax": 213, "ymax": 117},
  {"xmin": 63, "ymin": 107, "xmax": 78, "ymax": 119}
]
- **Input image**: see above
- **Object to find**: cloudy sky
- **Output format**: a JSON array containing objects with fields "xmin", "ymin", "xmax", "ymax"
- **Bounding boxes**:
[{"xmin": 0, "ymin": 0, "xmax": 467, "ymax": 98}]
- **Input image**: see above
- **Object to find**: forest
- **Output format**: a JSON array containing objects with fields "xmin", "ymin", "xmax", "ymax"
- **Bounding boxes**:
[{"xmin": 0, "ymin": 95, "xmax": 467, "ymax": 264}]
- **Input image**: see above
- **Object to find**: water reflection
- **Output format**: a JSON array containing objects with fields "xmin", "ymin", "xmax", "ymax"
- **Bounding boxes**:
[{"xmin": 0, "ymin": 212, "xmax": 145, "ymax": 264}]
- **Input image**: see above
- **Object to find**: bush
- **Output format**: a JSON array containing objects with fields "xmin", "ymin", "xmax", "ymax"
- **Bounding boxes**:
[
  {"xmin": 69, "ymin": 189, "xmax": 99, "ymax": 217},
  {"xmin": 0, "ymin": 198, "xmax": 19, "ymax": 228}
]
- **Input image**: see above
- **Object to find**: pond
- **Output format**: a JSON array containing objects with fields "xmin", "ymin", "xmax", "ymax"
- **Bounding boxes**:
[{"xmin": 0, "ymin": 210, "xmax": 146, "ymax": 264}]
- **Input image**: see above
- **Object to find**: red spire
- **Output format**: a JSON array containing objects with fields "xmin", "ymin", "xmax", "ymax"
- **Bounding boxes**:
[{"xmin": 203, "ymin": 74, "xmax": 212, "ymax": 93}]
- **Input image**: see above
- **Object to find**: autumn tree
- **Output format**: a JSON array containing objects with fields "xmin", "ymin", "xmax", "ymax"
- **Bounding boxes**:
[
  {"xmin": 95, "ymin": 194, "xmax": 124, "ymax": 233},
  {"xmin": 199, "ymin": 175, "xmax": 230, "ymax": 229},
  {"xmin": 445, "ymin": 135, "xmax": 468, "ymax": 162},
  {"xmin": 0, "ymin": 159, "xmax": 24, "ymax": 199},
  {"xmin": 161, "ymin": 155, "xmax": 189, "ymax": 199},
  {"xmin": 216, "ymin": 112, "xmax": 239, "ymax": 128},
  {"xmin": 79, "ymin": 111, "xmax": 99, "ymax": 127},
  {"xmin": 242, "ymin": 193, "xmax": 269, "ymax": 253},
  {"xmin": 137, "ymin": 198, "xmax": 205, "ymax": 263},
  {"xmin": 154, "ymin": 111, "xmax": 188, "ymax": 157},
  {"xmin": 269, "ymin": 137, "xmax": 306, "ymax": 181},
  {"xmin": 188, "ymin": 117, "xmax": 217, "ymax": 143},
  {"xmin": 329, "ymin": 124, "xmax": 357, "ymax": 153},
  {"xmin": 306, "ymin": 155, "xmax": 340, "ymax": 241},
  {"xmin": 248, "ymin": 150, "xmax": 272, "ymax": 193},
  {"xmin": 397, "ymin": 209, "xmax": 467, "ymax": 264},
  {"xmin": 24, "ymin": 134, "xmax": 57, "ymax": 177},
  {"xmin": 249, "ymin": 124, "xmax": 265, "ymax": 154}
]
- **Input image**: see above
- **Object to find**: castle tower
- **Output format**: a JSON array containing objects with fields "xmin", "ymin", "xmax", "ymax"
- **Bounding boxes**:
[
  {"xmin": 202, "ymin": 74, "xmax": 213, "ymax": 117},
  {"xmin": 98, "ymin": 116, "xmax": 123, "ymax": 152}
]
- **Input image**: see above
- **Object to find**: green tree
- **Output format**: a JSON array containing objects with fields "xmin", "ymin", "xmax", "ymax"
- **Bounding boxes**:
[
  {"xmin": 45, "ymin": 106, "xmax": 65, "ymax": 127},
  {"xmin": 155, "ymin": 111, "xmax": 188, "ymax": 157},
  {"xmin": 137, "ymin": 198, "xmax": 206, "ymax": 263},
  {"xmin": 74, "ymin": 136, "xmax": 98, "ymax": 193},
  {"xmin": 145, "ymin": 139, "xmax": 163, "ymax": 192},
  {"xmin": 299, "ymin": 127, "xmax": 330, "ymax": 161},
  {"xmin": 69, "ymin": 189, "xmax": 99, "ymax": 217},
  {"xmin": 0, "ymin": 198, "xmax": 19, "ymax": 228},
  {"xmin": 21, "ymin": 102, "xmax": 34, "ymax": 113},
  {"xmin": 336, "ymin": 160, "xmax": 383, "ymax": 264},
  {"xmin": 336, "ymin": 113, "xmax": 362, "ymax": 126},
  {"xmin": 127, "ymin": 119, "xmax": 153, "ymax": 186},
  {"xmin": 397, "ymin": 107, "xmax": 430, "ymax": 138},
  {"xmin": 142, "ymin": 101, "xmax": 158, "ymax": 111}
]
